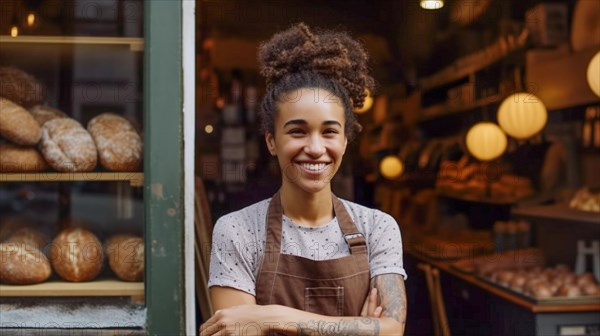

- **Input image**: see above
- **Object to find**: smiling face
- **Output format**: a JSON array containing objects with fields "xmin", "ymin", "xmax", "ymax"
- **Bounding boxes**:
[{"xmin": 265, "ymin": 88, "xmax": 348, "ymax": 195}]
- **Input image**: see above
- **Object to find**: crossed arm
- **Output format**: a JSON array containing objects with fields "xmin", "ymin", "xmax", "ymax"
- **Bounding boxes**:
[{"xmin": 200, "ymin": 273, "xmax": 407, "ymax": 335}]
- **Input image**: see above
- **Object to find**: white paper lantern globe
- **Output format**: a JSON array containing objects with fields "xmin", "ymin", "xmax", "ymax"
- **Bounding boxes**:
[
  {"xmin": 379, "ymin": 155, "xmax": 404, "ymax": 180},
  {"xmin": 587, "ymin": 51, "xmax": 600, "ymax": 97},
  {"xmin": 497, "ymin": 93, "xmax": 547, "ymax": 139},
  {"xmin": 465, "ymin": 122, "xmax": 507, "ymax": 161},
  {"xmin": 354, "ymin": 89, "xmax": 373, "ymax": 114},
  {"xmin": 420, "ymin": 0, "xmax": 444, "ymax": 10}
]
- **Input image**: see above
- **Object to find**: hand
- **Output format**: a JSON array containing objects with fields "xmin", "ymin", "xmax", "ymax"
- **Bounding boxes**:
[
  {"xmin": 200, "ymin": 304, "xmax": 276, "ymax": 336},
  {"xmin": 360, "ymin": 287, "xmax": 382, "ymax": 318}
]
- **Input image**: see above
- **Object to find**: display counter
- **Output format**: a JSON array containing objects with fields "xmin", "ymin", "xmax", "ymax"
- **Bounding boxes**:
[{"xmin": 405, "ymin": 248, "xmax": 600, "ymax": 336}]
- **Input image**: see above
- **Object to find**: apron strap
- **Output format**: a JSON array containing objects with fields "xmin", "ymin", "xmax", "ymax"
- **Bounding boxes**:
[{"xmin": 332, "ymin": 194, "xmax": 367, "ymax": 255}]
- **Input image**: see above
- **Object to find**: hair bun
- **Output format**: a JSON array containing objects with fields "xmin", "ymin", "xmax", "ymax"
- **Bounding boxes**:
[{"xmin": 258, "ymin": 23, "xmax": 375, "ymax": 109}]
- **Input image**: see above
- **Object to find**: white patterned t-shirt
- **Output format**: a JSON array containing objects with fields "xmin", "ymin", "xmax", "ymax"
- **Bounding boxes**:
[{"xmin": 208, "ymin": 197, "xmax": 407, "ymax": 296}]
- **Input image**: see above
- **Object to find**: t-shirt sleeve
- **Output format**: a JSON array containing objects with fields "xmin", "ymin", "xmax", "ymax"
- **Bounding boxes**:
[
  {"xmin": 367, "ymin": 211, "xmax": 408, "ymax": 279},
  {"xmin": 208, "ymin": 213, "xmax": 260, "ymax": 296}
]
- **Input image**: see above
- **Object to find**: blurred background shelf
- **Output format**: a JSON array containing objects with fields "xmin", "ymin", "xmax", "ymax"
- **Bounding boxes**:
[{"xmin": 512, "ymin": 204, "xmax": 600, "ymax": 225}]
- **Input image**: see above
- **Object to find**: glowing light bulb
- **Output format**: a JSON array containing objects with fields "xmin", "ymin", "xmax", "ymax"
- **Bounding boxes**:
[
  {"xmin": 354, "ymin": 89, "xmax": 373, "ymax": 114},
  {"xmin": 10, "ymin": 25, "xmax": 19, "ymax": 37},
  {"xmin": 379, "ymin": 155, "xmax": 404, "ymax": 180},
  {"xmin": 420, "ymin": 0, "xmax": 444, "ymax": 10},
  {"xmin": 27, "ymin": 13, "xmax": 36, "ymax": 27},
  {"xmin": 205, "ymin": 124, "xmax": 214, "ymax": 134}
]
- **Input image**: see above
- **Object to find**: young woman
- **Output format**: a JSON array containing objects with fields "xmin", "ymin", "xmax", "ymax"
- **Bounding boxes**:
[{"xmin": 201, "ymin": 23, "xmax": 407, "ymax": 335}]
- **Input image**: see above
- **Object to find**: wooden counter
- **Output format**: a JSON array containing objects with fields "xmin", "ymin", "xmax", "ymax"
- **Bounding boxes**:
[{"xmin": 407, "ymin": 248, "xmax": 600, "ymax": 313}]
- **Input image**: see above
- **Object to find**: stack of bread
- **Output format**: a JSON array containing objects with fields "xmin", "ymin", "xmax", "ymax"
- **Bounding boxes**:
[
  {"xmin": 0, "ymin": 216, "xmax": 144, "ymax": 284},
  {"xmin": 436, "ymin": 157, "xmax": 535, "ymax": 202},
  {"xmin": 0, "ymin": 67, "xmax": 143, "ymax": 173}
]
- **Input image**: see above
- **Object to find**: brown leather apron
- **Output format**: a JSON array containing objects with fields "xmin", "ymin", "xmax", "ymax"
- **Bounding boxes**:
[{"xmin": 256, "ymin": 191, "xmax": 370, "ymax": 316}]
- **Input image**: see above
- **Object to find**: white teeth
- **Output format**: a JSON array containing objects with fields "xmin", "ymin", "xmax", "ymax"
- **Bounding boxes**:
[{"xmin": 300, "ymin": 163, "xmax": 327, "ymax": 171}]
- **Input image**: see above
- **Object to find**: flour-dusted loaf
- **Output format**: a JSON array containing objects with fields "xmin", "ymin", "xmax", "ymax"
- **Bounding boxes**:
[
  {"xmin": 40, "ymin": 118, "xmax": 97, "ymax": 172},
  {"xmin": 87, "ymin": 113, "xmax": 143, "ymax": 171},
  {"xmin": 104, "ymin": 234, "xmax": 144, "ymax": 281},
  {"xmin": 0, "ymin": 142, "xmax": 49, "ymax": 172},
  {"xmin": 49, "ymin": 227, "xmax": 104, "ymax": 282},
  {"xmin": 4, "ymin": 227, "xmax": 49, "ymax": 251},
  {"xmin": 0, "ymin": 98, "xmax": 41, "ymax": 145},
  {"xmin": 29, "ymin": 105, "xmax": 67, "ymax": 126},
  {"xmin": 0, "ymin": 242, "xmax": 52, "ymax": 285},
  {"xmin": 0, "ymin": 67, "xmax": 45, "ymax": 108}
]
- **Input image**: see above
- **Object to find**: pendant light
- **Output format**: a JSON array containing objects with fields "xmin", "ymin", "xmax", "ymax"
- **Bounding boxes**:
[
  {"xmin": 420, "ymin": 0, "xmax": 444, "ymax": 10},
  {"xmin": 354, "ymin": 89, "xmax": 373, "ymax": 114},
  {"xmin": 379, "ymin": 155, "xmax": 404, "ymax": 180},
  {"xmin": 497, "ymin": 92, "xmax": 548, "ymax": 139},
  {"xmin": 10, "ymin": 11, "xmax": 19, "ymax": 37},
  {"xmin": 497, "ymin": 68, "xmax": 548, "ymax": 140},
  {"xmin": 587, "ymin": 51, "xmax": 600, "ymax": 97},
  {"xmin": 465, "ymin": 122, "xmax": 507, "ymax": 161}
]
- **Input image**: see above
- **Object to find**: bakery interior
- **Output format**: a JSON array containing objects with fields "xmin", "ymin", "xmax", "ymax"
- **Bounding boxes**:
[{"xmin": 0, "ymin": 0, "xmax": 599, "ymax": 335}]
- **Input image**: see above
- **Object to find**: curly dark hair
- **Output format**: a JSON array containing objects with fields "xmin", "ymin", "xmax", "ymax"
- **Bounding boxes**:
[{"xmin": 258, "ymin": 23, "xmax": 375, "ymax": 142}]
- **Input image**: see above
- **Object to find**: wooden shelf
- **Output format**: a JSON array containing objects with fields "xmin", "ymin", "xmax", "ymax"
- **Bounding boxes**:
[
  {"xmin": 0, "ymin": 279, "xmax": 144, "ymax": 297},
  {"xmin": 418, "ymin": 94, "xmax": 508, "ymax": 122},
  {"xmin": 0, "ymin": 35, "xmax": 143, "ymax": 51},
  {"xmin": 420, "ymin": 47, "xmax": 525, "ymax": 91},
  {"xmin": 0, "ymin": 172, "xmax": 144, "ymax": 187},
  {"xmin": 512, "ymin": 204, "xmax": 600, "ymax": 225},
  {"xmin": 436, "ymin": 190, "xmax": 518, "ymax": 205}
]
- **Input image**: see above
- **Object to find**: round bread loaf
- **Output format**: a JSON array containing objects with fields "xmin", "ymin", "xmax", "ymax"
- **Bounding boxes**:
[
  {"xmin": 87, "ymin": 113, "xmax": 142, "ymax": 171},
  {"xmin": 4, "ymin": 227, "xmax": 49, "ymax": 250},
  {"xmin": 0, "ymin": 242, "xmax": 52, "ymax": 284},
  {"xmin": 49, "ymin": 227, "xmax": 104, "ymax": 282},
  {"xmin": 0, "ymin": 142, "xmax": 49, "ymax": 172},
  {"xmin": 29, "ymin": 105, "xmax": 67, "ymax": 126},
  {"xmin": 40, "ymin": 118, "xmax": 97, "ymax": 172},
  {"xmin": 0, "ymin": 98, "xmax": 42, "ymax": 145},
  {"xmin": 0, "ymin": 67, "xmax": 45, "ymax": 108},
  {"xmin": 104, "ymin": 234, "xmax": 144, "ymax": 281}
]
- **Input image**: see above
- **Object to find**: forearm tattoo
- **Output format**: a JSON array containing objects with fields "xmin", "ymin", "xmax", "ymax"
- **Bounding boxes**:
[
  {"xmin": 373, "ymin": 274, "xmax": 407, "ymax": 326},
  {"xmin": 297, "ymin": 318, "xmax": 380, "ymax": 336}
]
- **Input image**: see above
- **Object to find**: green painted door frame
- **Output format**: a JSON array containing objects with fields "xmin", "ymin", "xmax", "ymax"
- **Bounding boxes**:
[{"xmin": 144, "ymin": 1, "xmax": 186, "ymax": 334}]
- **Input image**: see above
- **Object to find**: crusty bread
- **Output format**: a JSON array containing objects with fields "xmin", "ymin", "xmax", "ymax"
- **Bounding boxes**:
[
  {"xmin": 87, "ymin": 113, "xmax": 143, "ymax": 171},
  {"xmin": 29, "ymin": 105, "xmax": 67, "ymax": 126},
  {"xmin": 0, "ymin": 67, "xmax": 45, "ymax": 108},
  {"xmin": 4, "ymin": 227, "xmax": 49, "ymax": 250},
  {"xmin": 0, "ymin": 142, "xmax": 49, "ymax": 172},
  {"xmin": 49, "ymin": 227, "xmax": 104, "ymax": 282},
  {"xmin": 104, "ymin": 234, "xmax": 144, "ymax": 282},
  {"xmin": 0, "ymin": 242, "xmax": 52, "ymax": 285},
  {"xmin": 40, "ymin": 118, "xmax": 97, "ymax": 172},
  {"xmin": 0, "ymin": 98, "xmax": 42, "ymax": 145}
]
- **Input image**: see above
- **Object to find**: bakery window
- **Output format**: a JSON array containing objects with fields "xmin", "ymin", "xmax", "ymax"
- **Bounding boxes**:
[{"xmin": 0, "ymin": 0, "xmax": 146, "ymax": 329}]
